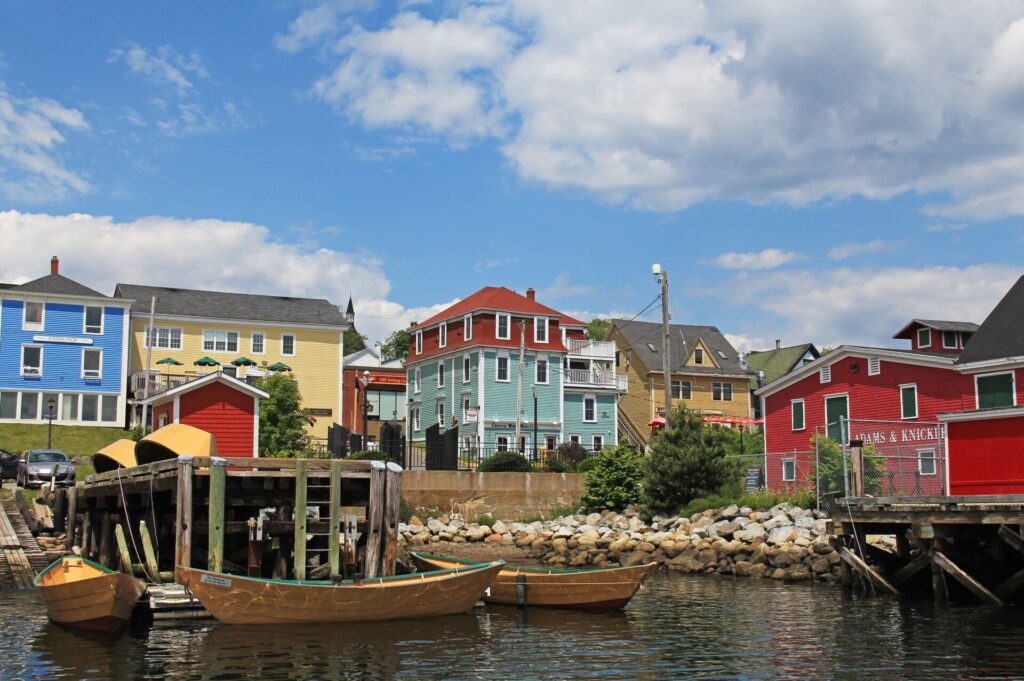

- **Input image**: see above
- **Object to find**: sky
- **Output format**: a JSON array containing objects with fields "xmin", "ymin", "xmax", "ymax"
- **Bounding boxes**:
[{"xmin": 1, "ymin": 1, "xmax": 1022, "ymax": 353}]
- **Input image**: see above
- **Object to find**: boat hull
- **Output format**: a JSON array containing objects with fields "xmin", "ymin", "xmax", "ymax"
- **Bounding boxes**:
[
  {"xmin": 177, "ymin": 561, "xmax": 503, "ymax": 625},
  {"xmin": 410, "ymin": 552, "xmax": 656, "ymax": 610},
  {"xmin": 34, "ymin": 557, "xmax": 147, "ymax": 632}
]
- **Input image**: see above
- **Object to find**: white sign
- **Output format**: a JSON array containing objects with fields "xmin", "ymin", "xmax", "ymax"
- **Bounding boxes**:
[
  {"xmin": 32, "ymin": 335, "xmax": 94, "ymax": 345},
  {"xmin": 200, "ymin": 573, "xmax": 232, "ymax": 588},
  {"xmin": 465, "ymin": 408, "xmax": 478, "ymax": 423}
]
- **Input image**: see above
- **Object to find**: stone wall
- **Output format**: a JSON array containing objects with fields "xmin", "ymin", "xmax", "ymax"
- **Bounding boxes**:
[{"xmin": 401, "ymin": 470, "xmax": 585, "ymax": 520}]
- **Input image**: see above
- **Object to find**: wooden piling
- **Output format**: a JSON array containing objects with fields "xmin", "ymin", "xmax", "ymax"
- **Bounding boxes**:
[
  {"xmin": 98, "ymin": 512, "xmax": 113, "ymax": 568},
  {"xmin": 81, "ymin": 509, "xmax": 93, "ymax": 559},
  {"xmin": 382, "ymin": 462, "xmax": 402, "ymax": 576},
  {"xmin": 932, "ymin": 550, "xmax": 1002, "ymax": 605},
  {"xmin": 114, "ymin": 523, "xmax": 132, "ymax": 574},
  {"xmin": 293, "ymin": 459, "xmax": 308, "ymax": 580},
  {"xmin": 140, "ymin": 520, "xmax": 163, "ymax": 584},
  {"xmin": 838, "ymin": 546, "xmax": 899, "ymax": 595},
  {"xmin": 363, "ymin": 460, "xmax": 386, "ymax": 578},
  {"xmin": 208, "ymin": 457, "xmax": 227, "ymax": 573},
  {"xmin": 328, "ymin": 459, "xmax": 341, "ymax": 579},
  {"xmin": 53, "ymin": 487, "xmax": 66, "ymax": 534},
  {"xmin": 65, "ymin": 489, "xmax": 78, "ymax": 550},
  {"xmin": 174, "ymin": 455, "xmax": 194, "ymax": 570}
]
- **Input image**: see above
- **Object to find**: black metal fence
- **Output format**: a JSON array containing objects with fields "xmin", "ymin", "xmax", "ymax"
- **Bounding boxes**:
[{"xmin": 402, "ymin": 442, "xmax": 611, "ymax": 472}]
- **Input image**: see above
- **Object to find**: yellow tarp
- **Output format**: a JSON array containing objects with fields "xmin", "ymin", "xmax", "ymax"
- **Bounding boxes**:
[
  {"xmin": 135, "ymin": 423, "xmax": 217, "ymax": 465},
  {"xmin": 92, "ymin": 439, "xmax": 138, "ymax": 473}
]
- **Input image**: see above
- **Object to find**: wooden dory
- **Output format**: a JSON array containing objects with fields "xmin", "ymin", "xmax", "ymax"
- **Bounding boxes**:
[
  {"xmin": 410, "ymin": 552, "xmax": 656, "ymax": 610},
  {"xmin": 177, "ymin": 561, "xmax": 504, "ymax": 625},
  {"xmin": 34, "ymin": 557, "xmax": 147, "ymax": 632}
]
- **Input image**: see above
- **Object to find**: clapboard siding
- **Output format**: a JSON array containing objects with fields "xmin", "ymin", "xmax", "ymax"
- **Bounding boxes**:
[{"xmin": 178, "ymin": 381, "xmax": 255, "ymax": 457}]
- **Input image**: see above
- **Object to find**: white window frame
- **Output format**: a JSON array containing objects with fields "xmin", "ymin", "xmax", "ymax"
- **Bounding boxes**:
[
  {"xmin": 974, "ymin": 371, "xmax": 1017, "ymax": 410},
  {"xmin": 83, "ymin": 305, "xmax": 104, "ymax": 335},
  {"xmin": 439, "ymin": 322, "xmax": 447, "ymax": 349},
  {"xmin": 782, "ymin": 459, "xmax": 797, "ymax": 482},
  {"xmin": 281, "ymin": 334, "xmax": 296, "ymax": 357},
  {"xmin": 496, "ymin": 435, "xmax": 510, "ymax": 452},
  {"xmin": 21, "ymin": 345, "xmax": 43, "ymax": 377},
  {"xmin": 463, "ymin": 314, "xmax": 472, "ymax": 341},
  {"xmin": 203, "ymin": 329, "xmax": 240, "ymax": 353},
  {"xmin": 496, "ymin": 355, "xmax": 510, "ymax": 382},
  {"xmin": 463, "ymin": 355, "xmax": 471, "ymax": 383},
  {"xmin": 82, "ymin": 348, "xmax": 102, "ymax": 380},
  {"xmin": 917, "ymin": 327, "xmax": 931, "ymax": 348},
  {"xmin": 592, "ymin": 434, "xmax": 603, "ymax": 452},
  {"xmin": 941, "ymin": 330, "xmax": 958, "ymax": 349},
  {"xmin": 569, "ymin": 434, "xmax": 581, "ymax": 445},
  {"xmin": 415, "ymin": 330, "xmax": 423, "ymax": 355},
  {"xmin": 411, "ymin": 405, "xmax": 420, "ymax": 431},
  {"xmin": 545, "ymin": 435, "xmax": 558, "ymax": 451},
  {"xmin": 437, "ymin": 361, "xmax": 445, "ymax": 388},
  {"xmin": 694, "ymin": 348, "xmax": 704, "ymax": 365},
  {"xmin": 414, "ymin": 367, "xmax": 421, "ymax": 393},
  {"xmin": 22, "ymin": 301, "xmax": 44, "ymax": 332},
  {"xmin": 900, "ymin": 383, "xmax": 918, "ymax": 420},
  {"xmin": 251, "ymin": 332, "xmax": 266, "ymax": 355},
  {"xmin": 462, "ymin": 393, "xmax": 471, "ymax": 420},
  {"xmin": 496, "ymin": 313, "xmax": 511, "ymax": 340},
  {"xmin": 534, "ymin": 317, "xmax": 549, "ymax": 344},
  {"xmin": 583, "ymin": 394, "xmax": 597, "ymax": 423},
  {"xmin": 535, "ymin": 356, "xmax": 548, "ymax": 385},
  {"xmin": 918, "ymin": 448, "xmax": 937, "ymax": 476},
  {"xmin": 712, "ymin": 382, "xmax": 732, "ymax": 401},
  {"xmin": 791, "ymin": 399, "xmax": 805, "ymax": 431},
  {"xmin": 145, "ymin": 326, "xmax": 183, "ymax": 350},
  {"xmin": 867, "ymin": 357, "xmax": 880, "ymax": 376},
  {"xmin": 820, "ymin": 366, "xmax": 832, "ymax": 384},
  {"xmin": 437, "ymin": 398, "xmax": 445, "ymax": 427}
]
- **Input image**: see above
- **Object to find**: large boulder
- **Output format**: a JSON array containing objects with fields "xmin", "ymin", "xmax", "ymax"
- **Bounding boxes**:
[
  {"xmin": 767, "ymin": 526, "xmax": 798, "ymax": 545},
  {"xmin": 765, "ymin": 514, "xmax": 794, "ymax": 531},
  {"xmin": 491, "ymin": 520, "xmax": 508, "ymax": 535},
  {"xmin": 427, "ymin": 518, "xmax": 447, "ymax": 533},
  {"xmin": 734, "ymin": 524, "xmax": 766, "ymax": 543}
]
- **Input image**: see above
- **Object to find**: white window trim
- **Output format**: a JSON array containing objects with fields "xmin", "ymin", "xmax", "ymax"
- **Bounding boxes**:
[
  {"xmin": 203, "ymin": 329, "xmax": 241, "ymax": 354},
  {"xmin": 437, "ymin": 361, "xmax": 445, "ymax": 388},
  {"xmin": 251, "ymin": 332, "xmax": 266, "ymax": 355},
  {"xmin": 535, "ymin": 356, "xmax": 549, "ymax": 385},
  {"xmin": 583, "ymin": 394, "xmax": 597, "ymax": 423},
  {"xmin": 782, "ymin": 459, "xmax": 797, "ymax": 482},
  {"xmin": 20, "ymin": 345, "xmax": 43, "ymax": 377},
  {"xmin": 437, "ymin": 398, "xmax": 445, "ymax": 427},
  {"xmin": 867, "ymin": 357, "xmax": 880, "ymax": 376},
  {"xmin": 496, "ymin": 435, "xmax": 510, "ymax": 451},
  {"xmin": 569, "ymin": 434, "xmax": 581, "ymax": 445},
  {"xmin": 462, "ymin": 393, "xmax": 471, "ymax": 420},
  {"xmin": 918, "ymin": 448, "xmax": 937, "ymax": 476},
  {"xmin": 917, "ymin": 327, "xmax": 931, "ymax": 348},
  {"xmin": 414, "ymin": 367, "xmax": 421, "ymax": 393},
  {"xmin": 463, "ymin": 314, "xmax": 472, "ymax": 341},
  {"xmin": 22, "ymin": 301, "xmax": 44, "ymax": 332},
  {"xmin": 791, "ymin": 399, "xmax": 805, "ymax": 431},
  {"xmin": 439, "ymin": 321, "xmax": 447, "ymax": 349},
  {"xmin": 82, "ymin": 348, "xmax": 103, "ymax": 380},
  {"xmin": 410, "ymin": 404, "xmax": 420, "ymax": 432},
  {"xmin": 820, "ymin": 366, "xmax": 832, "ymax": 384},
  {"xmin": 974, "ymin": 371, "xmax": 1017, "ymax": 409},
  {"xmin": 496, "ymin": 313, "xmax": 511, "ymax": 341},
  {"xmin": 545, "ymin": 435, "xmax": 558, "ymax": 451},
  {"xmin": 592, "ymin": 434, "xmax": 603, "ymax": 451},
  {"xmin": 941, "ymin": 330, "xmax": 958, "ymax": 349},
  {"xmin": 415, "ymin": 330, "xmax": 423, "ymax": 355},
  {"xmin": 534, "ymin": 317, "xmax": 549, "ymax": 344},
  {"xmin": 900, "ymin": 383, "xmax": 918, "ymax": 420},
  {"xmin": 145, "ymin": 326, "xmax": 184, "ymax": 350},
  {"xmin": 83, "ymin": 305, "xmax": 104, "ymax": 335},
  {"xmin": 281, "ymin": 333, "xmax": 296, "ymax": 357},
  {"xmin": 496, "ymin": 354, "xmax": 510, "ymax": 382}
]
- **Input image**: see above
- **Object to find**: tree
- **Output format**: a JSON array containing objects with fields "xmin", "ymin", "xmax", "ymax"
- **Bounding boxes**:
[
  {"xmin": 380, "ymin": 326, "xmax": 415, "ymax": 362},
  {"xmin": 256, "ymin": 373, "xmax": 309, "ymax": 457},
  {"xmin": 586, "ymin": 318, "xmax": 611, "ymax": 341},
  {"xmin": 643, "ymin": 407, "xmax": 737, "ymax": 514},
  {"xmin": 344, "ymin": 326, "xmax": 367, "ymax": 354},
  {"xmin": 581, "ymin": 445, "xmax": 645, "ymax": 511}
]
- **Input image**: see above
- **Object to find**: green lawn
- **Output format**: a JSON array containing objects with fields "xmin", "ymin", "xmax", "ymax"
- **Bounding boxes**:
[{"xmin": 0, "ymin": 423, "xmax": 129, "ymax": 458}]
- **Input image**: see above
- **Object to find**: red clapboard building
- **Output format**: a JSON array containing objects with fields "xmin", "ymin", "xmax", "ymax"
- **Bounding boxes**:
[{"xmin": 142, "ymin": 372, "xmax": 268, "ymax": 457}]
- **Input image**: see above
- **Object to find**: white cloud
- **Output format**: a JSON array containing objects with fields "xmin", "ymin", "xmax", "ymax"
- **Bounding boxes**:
[
  {"xmin": 724, "ymin": 333, "xmax": 767, "ymax": 355},
  {"xmin": 109, "ymin": 43, "xmax": 208, "ymax": 97},
  {"xmin": 0, "ymin": 83, "xmax": 90, "ymax": 202},
  {"xmin": 275, "ymin": 5, "xmax": 341, "ymax": 53},
  {"xmin": 827, "ymin": 239, "xmax": 894, "ymax": 261},
  {"xmin": 473, "ymin": 255, "xmax": 519, "ymax": 273},
  {"xmin": 709, "ymin": 248, "xmax": 800, "ymax": 270},
  {"xmin": 0, "ymin": 210, "xmax": 440, "ymax": 345},
  {"xmin": 540, "ymin": 273, "xmax": 594, "ymax": 299},
  {"xmin": 286, "ymin": 2, "xmax": 1024, "ymax": 220}
]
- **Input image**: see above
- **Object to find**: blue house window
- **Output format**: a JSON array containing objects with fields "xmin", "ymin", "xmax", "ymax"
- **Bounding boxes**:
[
  {"xmin": 21, "ymin": 346, "xmax": 42, "ymax": 376},
  {"xmin": 23, "ymin": 302, "xmax": 43, "ymax": 331},
  {"xmin": 84, "ymin": 306, "xmax": 104, "ymax": 334},
  {"xmin": 83, "ymin": 349, "xmax": 102, "ymax": 380}
]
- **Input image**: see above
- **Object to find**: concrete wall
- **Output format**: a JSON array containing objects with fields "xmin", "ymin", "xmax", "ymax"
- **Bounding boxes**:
[{"xmin": 401, "ymin": 470, "xmax": 585, "ymax": 520}]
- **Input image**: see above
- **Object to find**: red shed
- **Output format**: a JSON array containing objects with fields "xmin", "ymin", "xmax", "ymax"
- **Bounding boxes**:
[
  {"xmin": 940, "ymin": 407, "xmax": 1024, "ymax": 495},
  {"xmin": 142, "ymin": 372, "xmax": 268, "ymax": 458}
]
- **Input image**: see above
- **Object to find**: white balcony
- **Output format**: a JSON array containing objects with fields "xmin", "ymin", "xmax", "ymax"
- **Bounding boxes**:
[
  {"xmin": 564, "ymin": 368, "xmax": 627, "ymax": 391},
  {"xmin": 565, "ymin": 337, "xmax": 616, "ymax": 359}
]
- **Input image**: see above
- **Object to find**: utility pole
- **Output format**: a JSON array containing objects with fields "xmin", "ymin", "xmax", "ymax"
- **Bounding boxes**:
[
  {"xmin": 142, "ymin": 296, "xmax": 157, "ymax": 434},
  {"xmin": 652, "ymin": 265, "xmax": 671, "ymax": 421},
  {"xmin": 532, "ymin": 386, "xmax": 538, "ymax": 462},
  {"xmin": 514, "ymin": 320, "xmax": 526, "ymax": 453}
]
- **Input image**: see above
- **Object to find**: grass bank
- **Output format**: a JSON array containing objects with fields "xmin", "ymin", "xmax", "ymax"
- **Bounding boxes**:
[{"xmin": 0, "ymin": 423, "xmax": 128, "ymax": 457}]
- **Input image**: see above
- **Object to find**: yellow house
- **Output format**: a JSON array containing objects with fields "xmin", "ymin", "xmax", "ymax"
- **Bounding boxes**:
[
  {"xmin": 609, "ymin": 319, "xmax": 754, "ymax": 447},
  {"xmin": 114, "ymin": 284, "xmax": 349, "ymax": 443}
]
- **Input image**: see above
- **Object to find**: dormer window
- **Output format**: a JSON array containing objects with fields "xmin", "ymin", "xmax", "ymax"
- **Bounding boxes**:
[
  {"xmin": 463, "ymin": 314, "xmax": 472, "ymax": 341},
  {"xmin": 917, "ymin": 327, "xmax": 931, "ymax": 348},
  {"xmin": 694, "ymin": 348, "xmax": 704, "ymax": 365},
  {"xmin": 942, "ymin": 330, "xmax": 957, "ymax": 349},
  {"xmin": 534, "ymin": 317, "xmax": 548, "ymax": 344},
  {"xmin": 496, "ymin": 313, "xmax": 511, "ymax": 340},
  {"xmin": 439, "ymin": 322, "xmax": 447, "ymax": 349},
  {"xmin": 415, "ymin": 330, "xmax": 423, "ymax": 355}
]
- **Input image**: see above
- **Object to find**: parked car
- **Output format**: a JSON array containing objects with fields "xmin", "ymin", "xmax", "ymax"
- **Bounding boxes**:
[
  {"xmin": 0, "ymin": 448, "xmax": 19, "ymax": 482},
  {"xmin": 17, "ymin": 449, "xmax": 76, "ymax": 488}
]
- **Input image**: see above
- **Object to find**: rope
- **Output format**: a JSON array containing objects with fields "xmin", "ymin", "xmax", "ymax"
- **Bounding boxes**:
[{"xmin": 115, "ymin": 466, "xmax": 160, "ymax": 585}]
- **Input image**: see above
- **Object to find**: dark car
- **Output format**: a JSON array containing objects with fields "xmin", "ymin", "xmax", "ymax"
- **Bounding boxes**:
[
  {"xmin": 0, "ymin": 448, "xmax": 18, "ymax": 482},
  {"xmin": 17, "ymin": 449, "xmax": 76, "ymax": 488}
]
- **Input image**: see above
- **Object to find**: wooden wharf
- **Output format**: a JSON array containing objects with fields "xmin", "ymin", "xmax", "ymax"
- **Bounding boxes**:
[
  {"xmin": 0, "ymin": 490, "xmax": 43, "ymax": 589},
  {"xmin": 834, "ymin": 495, "xmax": 1024, "ymax": 605}
]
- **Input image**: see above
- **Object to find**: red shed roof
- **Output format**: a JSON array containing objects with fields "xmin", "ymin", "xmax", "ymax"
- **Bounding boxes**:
[{"xmin": 415, "ymin": 286, "xmax": 587, "ymax": 330}]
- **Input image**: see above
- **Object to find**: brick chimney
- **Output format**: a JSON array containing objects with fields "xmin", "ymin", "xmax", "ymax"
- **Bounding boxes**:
[
  {"xmin": 775, "ymin": 338, "xmax": 781, "ymax": 350},
  {"xmin": 526, "ymin": 288, "xmax": 535, "ymax": 301},
  {"xmin": 50, "ymin": 256, "xmax": 59, "ymax": 275}
]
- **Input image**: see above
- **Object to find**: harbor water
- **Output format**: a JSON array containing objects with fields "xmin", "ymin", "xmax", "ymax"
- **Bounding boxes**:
[{"xmin": 3, "ymin": 571, "xmax": 1024, "ymax": 680}]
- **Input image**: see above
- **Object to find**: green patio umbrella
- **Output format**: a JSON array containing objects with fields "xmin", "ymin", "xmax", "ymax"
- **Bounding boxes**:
[
  {"xmin": 155, "ymin": 357, "xmax": 183, "ymax": 366},
  {"xmin": 231, "ymin": 357, "xmax": 258, "ymax": 367},
  {"xmin": 266, "ymin": 362, "xmax": 292, "ymax": 372},
  {"xmin": 193, "ymin": 356, "xmax": 221, "ymax": 367}
]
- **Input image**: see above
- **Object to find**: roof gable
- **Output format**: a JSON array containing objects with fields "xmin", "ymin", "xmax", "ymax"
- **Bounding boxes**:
[
  {"xmin": 955, "ymin": 275, "xmax": 1024, "ymax": 366},
  {"xmin": 11, "ymin": 273, "xmax": 108, "ymax": 299},
  {"xmin": 139, "ymin": 371, "xmax": 269, "ymax": 404},
  {"xmin": 610, "ymin": 318, "xmax": 748, "ymax": 376},
  {"xmin": 893, "ymin": 319, "xmax": 979, "ymax": 339},
  {"xmin": 415, "ymin": 286, "xmax": 586, "ymax": 330},
  {"xmin": 685, "ymin": 338, "xmax": 719, "ymax": 369},
  {"xmin": 745, "ymin": 343, "xmax": 820, "ymax": 384}
]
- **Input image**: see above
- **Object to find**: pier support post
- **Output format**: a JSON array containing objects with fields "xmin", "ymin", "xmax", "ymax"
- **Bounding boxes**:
[
  {"xmin": 114, "ymin": 523, "xmax": 132, "ymax": 575},
  {"xmin": 208, "ymin": 457, "xmax": 227, "ymax": 573},
  {"xmin": 53, "ymin": 488, "xmax": 66, "ymax": 534},
  {"xmin": 364, "ymin": 460, "xmax": 386, "ymax": 578},
  {"xmin": 293, "ymin": 459, "xmax": 308, "ymax": 580},
  {"xmin": 328, "ymin": 459, "xmax": 341, "ymax": 579},
  {"xmin": 98, "ymin": 511, "xmax": 113, "ymax": 568},
  {"xmin": 931, "ymin": 539, "xmax": 948, "ymax": 603},
  {"xmin": 65, "ymin": 489, "xmax": 78, "ymax": 550},
  {"xmin": 382, "ymin": 462, "xmax": 403, "ymax": 576},
  {"xmin": 175, "ymin": 455, "xmax": 194, "ymax": 572},
  {"xmin": 140, "ymin": 520, "xmax": 163, "ymax": 584}
]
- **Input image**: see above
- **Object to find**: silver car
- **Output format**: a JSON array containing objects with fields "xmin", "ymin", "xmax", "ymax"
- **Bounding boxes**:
[{"xmin": 17, "ymin": 449, "xmax": 75, "ymax": 488}]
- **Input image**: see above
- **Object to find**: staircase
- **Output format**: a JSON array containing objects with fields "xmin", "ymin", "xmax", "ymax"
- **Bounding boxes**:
[{"xmin": 617, "ymin": 405, "xmax": 648, "ymax": 450}]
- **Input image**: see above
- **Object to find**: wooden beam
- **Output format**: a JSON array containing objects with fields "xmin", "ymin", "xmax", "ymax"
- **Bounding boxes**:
[
  {"xmin": 998, "ymin": 524, "xmax": 1024, "ymax": 555},
  {"xmin": 65, "ymin": 489, "xmax": 78, "ymax": 550},
  {"xmin": 175, "ymin": 455, "xmax": 194, "ymax": 571},
  {"xmin": 932, "ymin": 550, "xmax": 1002, "ymax": 605},
  {"xmin": 114, "ymin": 523, "xmax": 133, "ymax": 575},
  {"xmin": 53, "ymin": 487, "xmax": 66, "ymax": 534},
  {"xmin": 208, "ymin": 457, "xmax": 226, "ymax": 573},
  {"xmin": 140, "ymin": 520, "xmax": 163, "ymax": 584},
  {"xmin": 381, "ymin": 462, "xmax": 402, "ymax": 577},
  {"xmin": 293, "ymin": 459, "xmax": 308, "ymax": 580},
  {"xmin": 889, "ymin": 553, "xmax": 930, "ymax": 587},
  {"xmin": 838, "ymin": 546, "xmax": 899, "ymax": 596},
  {"xmin": 98, "ymin": 512, "xmax": 113, "ymax": 569},
  {"xmin": 328, "ymin": 459, "xmax": 341, "ymax": 579},
  {"xmin": 363, "ymin": 460, "xmax": 386, "ymax": 578},
  {"xmin": 995, "ymin": 568, "xmax": 1024, "ymax": 599}
]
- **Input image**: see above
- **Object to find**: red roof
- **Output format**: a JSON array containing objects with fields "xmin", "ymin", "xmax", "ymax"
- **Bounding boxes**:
[{"xmin": 415, "ymin": 286, "xmax": 587, "ymax": 330}]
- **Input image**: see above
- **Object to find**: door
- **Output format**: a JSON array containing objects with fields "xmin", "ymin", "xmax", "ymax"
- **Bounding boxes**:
[{"xmin": 825, "ymin": 395, "xmax": 849, "ymax": 443}]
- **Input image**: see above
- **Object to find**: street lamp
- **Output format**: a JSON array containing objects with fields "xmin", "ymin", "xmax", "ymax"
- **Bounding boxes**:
[
  {"xmin": 46, "ymin": 397, "xmax": 55, "ymax": 449},
  {"xmin": 652, "ymin": 264, "xmax": 671, "ymax": 421},
  {"xmin": 358, "ymin": 370, "xmax": 371, "ymax": 447}
]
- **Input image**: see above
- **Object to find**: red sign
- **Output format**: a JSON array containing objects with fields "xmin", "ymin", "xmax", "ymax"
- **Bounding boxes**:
[{"xmin": 371, "ymin": 374, "xmax": 406, "ymax": 385}]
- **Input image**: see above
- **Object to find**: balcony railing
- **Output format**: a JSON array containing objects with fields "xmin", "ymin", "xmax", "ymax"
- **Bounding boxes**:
[
  {"xmin": 564, "ymin": 368, "xmax": 627, "ymax": 390},
  {"xmin": 130, "ymin": 371, "xmax": 213, "ymax": 399},
  {"xmin": 564, "ymin": 337, "xmax": 616, "ymax": 359}
]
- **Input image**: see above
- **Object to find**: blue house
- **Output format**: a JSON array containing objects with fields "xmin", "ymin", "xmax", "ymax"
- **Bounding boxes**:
[
  {"xmin": 404, "ymin": 286, "xmax": 625, "ymax": 456},
  {"xmin": 0, "ymin": 257, "xmax": 132, "ymax": 427}
]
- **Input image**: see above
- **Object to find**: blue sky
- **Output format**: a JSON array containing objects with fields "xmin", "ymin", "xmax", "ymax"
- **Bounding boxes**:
[{"xmin": 1, "ymin": 2, "xmax": 1022, "ymax": 350}]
